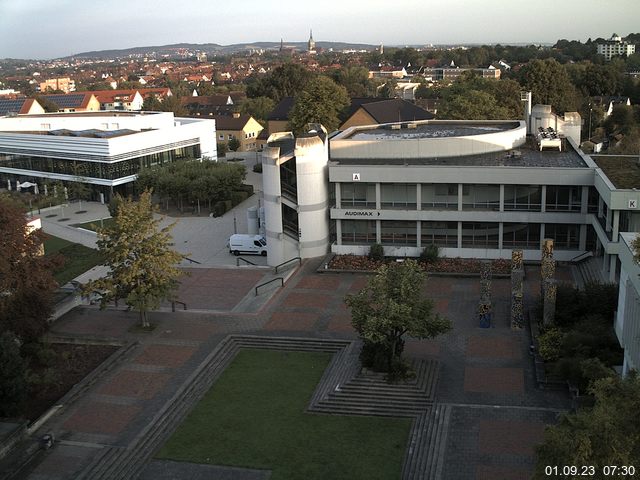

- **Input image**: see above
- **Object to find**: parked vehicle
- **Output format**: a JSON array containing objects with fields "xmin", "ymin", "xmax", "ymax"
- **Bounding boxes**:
[{"xmin": 228, "ymin": 234, "xmax": 267, "ymax": 256}]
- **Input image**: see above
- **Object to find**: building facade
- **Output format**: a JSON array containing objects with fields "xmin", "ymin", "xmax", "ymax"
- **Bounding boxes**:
[
  {"xmin": 0, "ymin": 111, "xmax": 216, "ymax": 200},
  {"xmin": 597, "ymin": 34, "xmax": 636, "ymax": 61}
]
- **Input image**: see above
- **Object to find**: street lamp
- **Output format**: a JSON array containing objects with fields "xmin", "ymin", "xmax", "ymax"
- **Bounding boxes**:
[{"xmin": 588, "ymin": 104, "xmax": 593, "ymax": 141}]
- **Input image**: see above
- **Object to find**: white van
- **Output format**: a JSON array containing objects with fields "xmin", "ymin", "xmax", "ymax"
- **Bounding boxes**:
[{"xmin": 228, "ymin": 234, "xmax": 267, "ymax": 256}]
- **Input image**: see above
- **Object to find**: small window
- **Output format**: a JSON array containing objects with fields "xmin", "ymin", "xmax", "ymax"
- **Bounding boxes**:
[
  {"xmin": 228, "ymin": 134, "xmax": 233, "ymax": 140},
  {"xmin": 254, "ymin": 240, "xmax": 261, "ymax": 247},
  {"xmin": 219, "ymin": 134, "xmax": 223, "ymax": 140}
]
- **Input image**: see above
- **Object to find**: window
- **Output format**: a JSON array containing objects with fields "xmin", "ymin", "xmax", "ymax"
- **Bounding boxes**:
[
  {"xmin": 341, "ymin": 183, "xmax": 376, "ymax": 208},
  {"xmin": 461, "ymin": 222, "xmax": 499, "ymax": 248},
  {"xmin": 380, "ymin": 183, "xmax": 416, "ymax": 209},
  {"xmin": 381, "ymin": 220, "xmax": 416, "ymax": 246},
  {"xmin": 341, "ymin": 220, "xmax": 376, "ymax": 244},
  {"xmin": 544, "ymin": 224, "xmax": 579, "ymax": 249},
  {"xmin": 421, "ymin": 221, "xmax": 458, "ymax": 247},
  {"xmin": 502, "ymin": 223, "xmax": 540, "ymax": 248},
  {"xmin": 422, "ymin": 184, "xmax": 457, "ymax": 210},
  {"xmin": 545, "ymin": 186, "xmax": 581, "ymax": 212},
  {"xmin": 219, "ymin": 134, "xmax": 224, "ymax": 140},
  {"xmin": 504, "ymin": 185, "xmax": 541, "ymax": 211},
  {"xmin": 228, "ymin": 134, "xmax": 233, "ymax": 140},
  {"xmin": 462, "ymin": 185, "xmax": 500, "ymax": 211}
]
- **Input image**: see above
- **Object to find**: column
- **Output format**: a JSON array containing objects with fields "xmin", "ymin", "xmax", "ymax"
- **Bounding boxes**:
[
  {"xmin": 498, "ymin": 223, "xmax": 504, "ymax": 251},
  {"xmin": 579, "ymin": 224, "xmax": 587, "ymax": 251},
  {"xmin": 541, "ymin": 185, "xmax": 547, "ymax": 213},
  {"xmin": 376, "ymin": 219, "xmax": 381, "ymax": 244},
  {"xmin": 609, "ymin": 255, "xmax": 617, "ymax": 283},
  {"xmin": 612, "ymin": 210, "xmax": 620, "ymax": 240},
  {"xmin": 335, "ymin": 183, "xmax": 341, "ymax": 209},
  {"xmin": 416, "ymin": 184, "xmax": 422, "ymax": 211},
  {"xmin": 499, "ymin": 184, "xmax": 505, "ymax": 212},
  {"xmin": 606, "ymin": 206, "xmax": 612, "ymax": 232},
  {"xmin": 416, "ymin": 221, "xmax": 422, "ymax": 249},
  {"xmin": 457, "ymin": 221, "xmax": 462, "ymax": 249},
  {"xmin": 336, "ymin": 219, "xmax": 342, "ymax": 246},
  {"xmin": 375, "ymin": 183, "xmax": 381, "ymax": 210},
  {"xmin": 458, "ymin": 183, "xmax": 463, "ymax": 211},
  {"xmin": 581, "ymin": 186, "xmax": 589, "ymax": 214}
]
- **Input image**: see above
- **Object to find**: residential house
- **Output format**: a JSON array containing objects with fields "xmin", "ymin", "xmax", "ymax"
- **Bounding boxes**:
[
  {"xmin": 215, "ymin": 113, "xmax": 264, "ymax": 152},
  {"xmin": 340, "ymin": 99, "xmax": 435, "ymax": 130},
  {"xmin": 40, "ymin": 93, "xmax": 101, "ymax": 112},
  {"xmin": 0, "ymin": 98, "xmax": 45, "ymax": 116},
  {"xmin": 90, "ymin": 90, "xmax": 145, "ymax": 111}
]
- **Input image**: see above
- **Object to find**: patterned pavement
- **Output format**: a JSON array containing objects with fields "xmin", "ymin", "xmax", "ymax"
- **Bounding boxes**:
[{"xmin": 18, "ymin": 259, "xmax": 573, "ymax": 480}]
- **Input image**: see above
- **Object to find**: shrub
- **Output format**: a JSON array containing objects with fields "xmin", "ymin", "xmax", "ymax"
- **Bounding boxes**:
[
  {"xmin": 253, "ymin": 163, "xmax": 263, "ymax": 173},
  {"xmin": 230, "ymin": 191, "xmax": 249, "ymax": 206},
  {"xmin": 368, "ymin": 243, "xmax": 384, "ymax": 261},
  {"xmin": 236, "ymin": 184, "xmax": 254, "ymax": 195},
  {"xmin": 538, "ymin": 328, "xmax": 564, "ymax": 361},
  {"xmin": 420, "ymin": 244, "xmax": 440, "ymax": 263},
  {"xmin": 0, "ymin": 332, "xmax": 28, "ymax": 417},
  {"xmin": 212, "ymin": 200, "xmax": 228, "ymax": 217}
]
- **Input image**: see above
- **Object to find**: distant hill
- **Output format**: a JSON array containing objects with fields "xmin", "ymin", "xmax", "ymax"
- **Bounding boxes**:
[{"xmin": 67, "ymin": 41, "xmax": 380, "ymax": 59}]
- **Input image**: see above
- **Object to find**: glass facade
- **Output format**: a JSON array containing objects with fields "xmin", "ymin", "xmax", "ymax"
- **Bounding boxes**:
[
  {"xmin": 381, "ymin": 220, "xmax": 416, "ymax": 246},
  {"xmin": 421, "ymin": 184, "xmax": 458, "ymax": 210},
  {"xmin": 461, "ymin": 222, "xmax": 500, "ymax": 248},
  {"xmin": 502, "ymin": 223, "xmax": 541, "ymax": 248},
  {"xmin": 421, "ymin": 221, "xmax": 458, "ymax": 247},
  {"xmin": 380, "ymin": 183, "xmax": 417, "ymax": 209},
  {"xmin": 504, "ymin": 185, "xmax": 542, "ymax": 211},
  {"xmin": 0, "ymin": 144, "xmax": 200, "ymax": 181},
  {"xmin": 544, "ymin": 223, "xmax": 580, "ymax": 249},
  {"xmin": 462, "ymin": 184, "xmax": 500, "ymax": 211},
  {"xmin": 341, "ymin": 182, "xmax": 376, "ymax": 208},
  {"xmin": 341, "ymin": 220, "xmax": 376, "ymax": 244},
  {"xmin": 545, "ymin": 186, "xmax": 582, "ymax": 212}
]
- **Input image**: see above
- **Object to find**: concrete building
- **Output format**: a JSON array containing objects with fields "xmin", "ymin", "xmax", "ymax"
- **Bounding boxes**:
[
  {"xmin": 0, "ymin": 111, "xmax": 216, "ymax": 200},
  {"xmin": 597, "ymin": 34, "xmax": 636, "ymax": 61},
  {"xmin": 39, "ymin": 77, "xmax": 76, "ymax": 94}
]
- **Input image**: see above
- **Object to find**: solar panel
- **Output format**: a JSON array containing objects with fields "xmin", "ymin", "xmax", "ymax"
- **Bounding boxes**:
[
  {"xmin": 43, "ymin": 93, "xmax": 87, "ymax": 109},
  {"xmin": 0, "ymin": 99, "xmax": 27, "ymax": 116}
]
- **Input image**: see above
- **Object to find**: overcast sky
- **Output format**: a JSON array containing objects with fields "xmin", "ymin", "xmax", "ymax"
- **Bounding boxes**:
[{"xmin": 0, "ymin": 0, "xmax": 638, "ymax": 59}]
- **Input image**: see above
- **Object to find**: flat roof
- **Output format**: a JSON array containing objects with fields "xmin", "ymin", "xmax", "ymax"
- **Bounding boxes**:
[
  {"xmin": 2, "ymin": 128, "xmax": 141, "ymax": 139},
  {"xmin": 344, "ymin": 121, "xmax": 519, "ymax": 140},
  {"xmin": 10, "ymin": 111, "xmax": 161, "ymax": 119},
  {"xmin": 330, "ymin": 137, "xmax": 588, "ymax": 168},
  {"xmin": 592, "ymin": 155, "xmax": 640, "ymax": 189}
]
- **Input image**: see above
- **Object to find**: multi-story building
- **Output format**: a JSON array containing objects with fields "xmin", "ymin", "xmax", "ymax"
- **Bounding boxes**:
[
  {"xmin": 39, "ymin": 77, "xmax": 76, "ymax": 94},
  {"xmin": 0, "ymin": 111, "xmax": 216, "ymax": 200},
  {"xmin": 597, "ymin": 33, "xmax": 636, "ymax": 61},
  {"xmin": 214, "ymin": 113, "xmax": 264, "ymax": 152}
]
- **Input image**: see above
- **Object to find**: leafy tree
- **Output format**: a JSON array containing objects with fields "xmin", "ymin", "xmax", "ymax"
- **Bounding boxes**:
[
  {"xmin": 534, "ymin": 373, "xmax": 640, "ymax": 477},
  {"xmin": 518, "ymin": 58, "xmax": 581, "ymax": 113},
  {"xmin": 288, "ymin": 76, "xmax": 350, "ymax": 133},
  {"xmin": 332, "ymin": 66, "xmax": 376, "ymax": 97},
  {"xmin": 378, "ymin": 79, "xmax": 397, "ymax": 99},
  {"xmin": 246, "ymin": 63, "xmax": 312, "ymax": 102},
  {"xmin": 0, "ymin": 332, "xmax": 28, "ymax": 417},
  {"xmin": 0, "ymin": 197, "xmax": 59, "ymax": 343},
  {"xmin": 217, "ymin": 141, "xmax": 228, "ymax": 158},
  {"xmin": 239, "ymin": 96, "xmax": 275, "ymax": 125},
  {"xmin": 83, "ymin": 190, "xmax": 184, "ymax": 327},
  {"xmin": 34, "ymin": 95, "xmax": 60, "ymax": 113},
  {"xmin": 345, "ymin": 259, "xmax": 451, "ymax": 375},
  {"xmin": 228, "ymin": 137, "xmax": 241, "ymax": 152}
]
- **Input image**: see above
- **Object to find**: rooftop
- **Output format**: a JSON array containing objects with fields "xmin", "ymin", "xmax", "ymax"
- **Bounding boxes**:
[
  {"xmin": 330, "ymin": 137, "xmax": 588, "ymax": 168},
  {"xmin": 592, "ymin": 155, "xmax": 640, "ymax": 189},
  {"xmin": 345, "ymin": 121, "xmax": 518, "ymax": 140},
  {"xmin": 3, "ymin": 128, "xmax": 139, "ymax": 139}
]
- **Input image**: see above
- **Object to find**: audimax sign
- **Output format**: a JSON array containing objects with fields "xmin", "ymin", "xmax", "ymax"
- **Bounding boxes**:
[{"xmin": 344, "ymin": 211, "xmax": 381, "ymax": 216}]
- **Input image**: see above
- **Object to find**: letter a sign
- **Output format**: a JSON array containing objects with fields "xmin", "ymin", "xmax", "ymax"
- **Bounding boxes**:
[{"xmin": 352, "ymin": 173, "xmax": 361, "ymax": 181}]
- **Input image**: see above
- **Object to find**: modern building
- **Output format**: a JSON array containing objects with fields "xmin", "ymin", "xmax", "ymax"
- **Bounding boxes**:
[
  {"xmin": 0, "ymin": 111, "xmax": 216, "ymax": 200},
  {"xmin": 39, "ymin": 77, "xmax": 76, "ymax": 94},
  {"xmin": 597, "ymin": 34, "xmax": 636, "ymax": 61}
]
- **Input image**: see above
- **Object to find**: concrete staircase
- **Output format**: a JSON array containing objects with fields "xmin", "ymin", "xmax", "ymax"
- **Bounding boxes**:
[
  {"xmin": 576, "ymin": 256, "xmax": 606, "ymax": 288},
  {"xmin": 402, "ymin": 404, "xmax": 452, "ymax": 480},
  {"xmin": 75, "ymin": 335, "xmax": 446, "ymax": 480}
]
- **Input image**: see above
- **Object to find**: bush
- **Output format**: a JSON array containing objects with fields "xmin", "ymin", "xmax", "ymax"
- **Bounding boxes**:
[
  {"xmin": 368, "ymin": 243, "xmax": 384, "ymax": 261},
  {"xmin": 420, "ymin": 244, "xmax": 440, "ymax": 263},
  {"xmin": 230, "ymin": 191, "xmax": 249, "ymax": 206},
  {"xmin": 236, "ymin": 184, "xmax": 254, "ymax": 195},
  {"xmin": 0, "ymin": 332, "xmax": 28, "ymax": 417},
  {"xmin": 253, "ymin": 163, "xmax": 263, "ymax": 173},
  {"xmin": 212, "ymin": 201, "xmax": 228, "ymax": 217},
  {"xmin": 538, "ymin": 328, "xmax": 564, "ymax": 361}
]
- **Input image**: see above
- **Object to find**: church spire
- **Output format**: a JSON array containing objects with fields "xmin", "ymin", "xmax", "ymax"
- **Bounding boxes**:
[{"xmin": 308, "ymin": 29, "xmax": 316, "ymax": 53}]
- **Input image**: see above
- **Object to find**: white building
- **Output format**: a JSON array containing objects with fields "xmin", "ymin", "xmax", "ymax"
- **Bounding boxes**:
[
  {"xmin": 597, "ymin": 34, "xmax": 636, "ymax": 61},
  {"xmin": 0, "ymin": 111, "xmax": 216, "ymax": 200}
]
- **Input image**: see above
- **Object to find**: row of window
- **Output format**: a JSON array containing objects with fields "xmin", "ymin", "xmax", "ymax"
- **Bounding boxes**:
[
  {"xmin": 0, "ymin": 145, "xmax": 200, "ymax": 180},
  {"xmin": 339, "ymin": 183, "xmax": 597, "ymax": 213},
  {"xmin": 340, "ymin": 220, "xmax": 583, "ymax": 250}
]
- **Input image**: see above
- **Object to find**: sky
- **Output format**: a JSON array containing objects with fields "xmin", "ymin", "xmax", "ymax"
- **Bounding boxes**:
[{"xmin": 0, "ymin": 0, "xmax": 639, "ymax": 59}]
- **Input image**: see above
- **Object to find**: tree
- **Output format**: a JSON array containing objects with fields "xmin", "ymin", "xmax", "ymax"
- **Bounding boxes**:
[
  {"xmin": 518, "ymin": 58, "xmax": 581, "ymax": 113},
  {"xmin": 246, "ymin": 63, "xmax": 312, "ymax": 103},
  {"xmin": 83, "ymin": 190, "xmax": 184, "ymax": 327},
  {"xmin": 332, "ymin": 66, "xmax": 375, "ymax": 97},
  {"xmin": 0, "ymin": 332, "xmax": 28, "ymax": 417},
  {"xmin": 239, "ymin": 96, "xmax": 275, "ymax": 125},
  {"xmin": 0, "ymin": 197, "xmax": 59, "ymax": 343},
  {"xmin": 378, "ymin": 79, "xmax": 397, "ymax": 99},
  {"xmin": 534, "ymin": 373, "xmax": 640, "ymax": 477},
  {"xmin": 345, "ymin": 259, "xmax": 451, "ymax": 376},
  {"xmin": 288, "ymin": 76, "xmax": 350, "ymax": 133},
  {"xmin": 228, "ymin": 137, "xmax": 241, "ymax": 152}
]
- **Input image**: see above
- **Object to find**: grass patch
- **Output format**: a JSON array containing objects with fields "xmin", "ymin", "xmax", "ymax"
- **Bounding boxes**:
[
  {"xmin": 72, "ymin": 217, "xmax": 115, "ymax": 232},
  {"xmin": 157, "ymin": 349, "xmax": 411, "ymax": 480},
  {"xmin": 592, "ymin": 155, "xmax": 640, "ymax": 189},
  {"xmin": 44, "ymin": 234, "xmax": 103, "ymax": 285}
]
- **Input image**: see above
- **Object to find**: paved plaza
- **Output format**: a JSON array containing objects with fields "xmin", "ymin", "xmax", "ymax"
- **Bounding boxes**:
[{"xmin": 7, "ymin": 253, "xmax": 573, "ymax": 480}]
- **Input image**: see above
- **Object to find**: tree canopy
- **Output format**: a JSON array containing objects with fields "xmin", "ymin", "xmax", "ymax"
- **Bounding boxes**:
[
  {"xmin": 518, "ymin": 58, "xmax": 580, "ymax": 113},
  {"xmin": 345, "ymin": 259, "xmax": 451, "ymax": 374},
  {"xmin": 83, "ymin": 190, "xmax": 184, "ymax": 327},
  {"xmin": 246, "ymin": 63, "xmax": 313, "ymax": 102},
  {"xmin": 288, "ymin": 75, "xmax": 350, "ymax": 133},
  {"xmin": 0, "ymin": 197, "xmax": 58, "ymax": 343},
  {"xmin": 534, "ymin": 373, "xmax": 640, "ymax": 477}
]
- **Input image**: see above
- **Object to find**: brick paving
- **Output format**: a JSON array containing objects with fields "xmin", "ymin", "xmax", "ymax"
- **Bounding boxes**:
[{"xmin": 21, "ymin": 261, "xmax": 576, "ymax": 480}]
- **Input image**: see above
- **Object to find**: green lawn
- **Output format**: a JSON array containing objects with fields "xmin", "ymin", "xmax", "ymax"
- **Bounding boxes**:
[
  {"xmin": 157, "ymin": 349, "xmax": 412, "ymax": 480},
  {"xmin": 44, "ymin": 234, "xmax": 103, "ymax": 285},
  {"xmin": 72, "ymin": 217, "xmax": 115, "ymax": 232}
]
